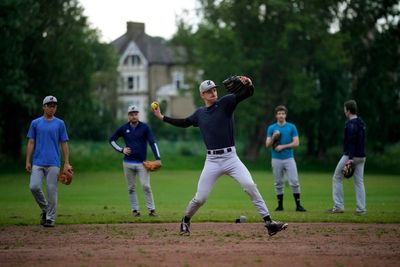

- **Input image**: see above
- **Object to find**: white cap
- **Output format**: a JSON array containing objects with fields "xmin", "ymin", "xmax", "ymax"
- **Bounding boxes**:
[
  {"xmin": 43, "ymin": 96, "xmax": 57, "ymax": 105},
  {"xmin": 199, "ymin": 80, "xmax": 219, "ymax": 93},
  {"xmin": 127, "ymin": 105, "xmax": 139, "ymax": 113}
]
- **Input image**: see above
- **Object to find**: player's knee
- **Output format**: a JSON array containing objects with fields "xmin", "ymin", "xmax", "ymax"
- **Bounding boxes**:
[
  {"xmin": 142, "ymin": 185, "xmax": 151, "ymax": 193},
  {"xmin": 29, "ymin": 184, "xmax": 41, "ymax": 193},
  {"xmin": 243, "ymin": 183, "xmax": 258, "ymax": 194},
  {"xmin": 128, "ymin": 187, "xmax": 136, "ymax": 194},
  {"xmin": 193, "ymin": 194, "xmax": 208, "ymax": 205}
]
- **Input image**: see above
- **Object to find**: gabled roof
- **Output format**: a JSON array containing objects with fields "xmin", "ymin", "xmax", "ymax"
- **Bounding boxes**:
[{"xmin": 111, "ymin": 22, "xmax": 177, "ymax": 65}]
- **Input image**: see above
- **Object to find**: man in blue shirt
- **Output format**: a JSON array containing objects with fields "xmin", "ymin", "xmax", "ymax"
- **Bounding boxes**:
[
  {"xmin": 26, "ymin": 96, "xmax": 72, "ymax": 227},
  {"xmin": 328, "ymin": 100, "xmax": 367, "ymax": 215},
  {"xmin": 109, "ymin": 105, "xmax": 161, "ymax": 217},
  {"xmin": 266, "ymin": 105, "xmax": 306, "ymax": 212}
]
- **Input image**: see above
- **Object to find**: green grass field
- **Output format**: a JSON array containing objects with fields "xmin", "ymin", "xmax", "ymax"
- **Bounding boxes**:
[{"xmin": 0, "ymin": 170, "xmax": 399, "ymax": 226}]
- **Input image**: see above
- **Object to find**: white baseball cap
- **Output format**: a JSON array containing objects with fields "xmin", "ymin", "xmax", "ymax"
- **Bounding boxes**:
[
  {"xmin": 127, "ymin": 105, "xmax": 139, "ymax": 113},
  {"xmin": 43, "ymin": 95, "xmax": 58, "ymax": 105},
  {"xmin": 199, "ymin": 80, "xmax": 219, "ymax": 93}
]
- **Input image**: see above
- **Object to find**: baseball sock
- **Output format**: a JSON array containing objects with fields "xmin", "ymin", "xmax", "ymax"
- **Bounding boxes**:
[
  {"xmin": 183, "ymin": 216, "xmax": 191, "ymax": 223},
  {"xmin": 293, "ymin": 193, "xmax": 301, "ymax": 207},
  {"xmin": 277, "ymin": 194, "xmax": 283, "ymax": 208},
  {"xmin": 263, "ymin": 215, "xmax": 272, "ymax": 223}
]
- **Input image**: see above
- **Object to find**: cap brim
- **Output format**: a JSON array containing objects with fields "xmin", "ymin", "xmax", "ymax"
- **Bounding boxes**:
[{"xmin": 202, "ymin": 85, "xmax": 219, "ymax": 92}]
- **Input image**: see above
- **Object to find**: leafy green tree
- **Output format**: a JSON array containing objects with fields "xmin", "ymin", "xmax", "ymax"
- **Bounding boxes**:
[
  {"xmin": 177, "ymin": 0, "xmax": 350, "ymax": 160},
  {"xmin": 0, "ymin": 0, "xmax": 118, "ymax": 162},
  {"xmin": 337, "ymin": 0, "xmax": 400, "ymax": 152},
  {"xmin": 174, "ymin": 0, "xmax": 399, "ymax": 161}
]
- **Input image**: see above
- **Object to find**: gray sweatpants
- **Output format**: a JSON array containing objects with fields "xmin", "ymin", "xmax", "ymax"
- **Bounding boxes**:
[
  {"xmin": 271, "ymin": 158, "xmax": 300, "ymax": 195},
  {"xmin": 29, "ymin": 165, "xmax": 60, "ymax": 222},
  {"xmin": 184, "ymin": 148, "xmax": 270, "ymax": 218},
  {"xmin": 332, "ymin": 155, "xmax": 366, "ymax": 212},
  {"xmin": 123, "ymin": 162, "xmax": 155, "ymax": 212}
]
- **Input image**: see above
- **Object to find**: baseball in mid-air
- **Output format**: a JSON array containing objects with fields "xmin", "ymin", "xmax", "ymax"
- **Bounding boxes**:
[{"xmin": 151, "ymin": 102, "xmax": 158, "ymax": 110}]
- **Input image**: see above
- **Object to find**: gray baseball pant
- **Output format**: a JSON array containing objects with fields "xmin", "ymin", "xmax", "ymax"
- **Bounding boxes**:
[
  {"xmin": 123, "ymin": 162, "xmax": 155, "ymax": 212},
  {"xmin": 184, "ymin": 148, "xmax": 270, "ymax": 218},
  {"xmin": 29, "ymin": 165, "xmax": 60, "ymax": 222},
  {"xmin": 332, "ymin": 155, "xmax": 366, "ymax": 212},
  {"xmin": 271, "ymin": 158, "xmax": 300, "ymax": 195}
]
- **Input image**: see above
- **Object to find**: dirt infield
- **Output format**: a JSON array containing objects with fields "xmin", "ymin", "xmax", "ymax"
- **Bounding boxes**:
[{"xmin": 1, "ymin": 223, "xmax": 399, "ymax": 267}]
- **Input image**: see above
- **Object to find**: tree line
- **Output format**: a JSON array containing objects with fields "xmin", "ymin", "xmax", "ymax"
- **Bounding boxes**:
[
  {"xmin": 0, "ymin": 0, "xmax": 118, "ymax": 162},
  {"xmin": 170, "ymin": 0, "xmax": 400, "ymax": 160},
  {"xmin": 0, "ymin": 0, "xmax": 399, "ymax": 165}
]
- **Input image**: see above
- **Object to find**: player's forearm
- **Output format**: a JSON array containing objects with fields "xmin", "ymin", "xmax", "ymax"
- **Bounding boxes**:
[
  {"xmin": 235, "ymin": 85, "xmax": 254, "ymax": 103},
  {"xmin": 61, "ymin": 142, "xmax": 70, "ymax": 165},
  {"xmin": 150, "ymin": 142, "xmax": 161, "ymax": 160},
  {"xmin": 281, "ymin": 141, "xmax": 299, "ymax": 150},
  {"xmin": 163, "ymin": 116, "xmax": 192, "ymax": 128},
  {"xmin": 265, "ymin": 138, "xmax": 273, "ymax": 148},
  {"xmin": 25, "ymin": 140, "xmax": 34, "ymax": 164}
]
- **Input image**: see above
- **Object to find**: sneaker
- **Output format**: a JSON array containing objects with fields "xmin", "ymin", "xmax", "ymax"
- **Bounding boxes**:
[
  {"xmin": 149, "ymin": 210, "xmax": 158, "ymax": 217},
  {"xmin": 43, "ymin": 220, "xmax": 55, "ymax": 228},
  {"xmin": 132, "ymin": 210, "xmax": 141, "ymax": 217},
  {"xmin": 327, "ymin": 207, "xmax": 344, "ymax": 213},
  {"xmin": 180, "ymin": 219, "xmax": 191, "ymax": 236},
  {"xmin": 296, "ymin": 205, "xmax": 307, "ymax": 212},
  {"xmin": 265, "ymin": 220, "xmax": 288, "ymax": 236},
  {"xmin": 354, "ymin": 210, "xmax": 366, "ymax": 215},
  {"xmin": 275, "ymin": 206, "xmax": 284, "ymax": 211},
  {"xmin": 40, "ymin": 211, "xmax": 46, "ymax": 226}
]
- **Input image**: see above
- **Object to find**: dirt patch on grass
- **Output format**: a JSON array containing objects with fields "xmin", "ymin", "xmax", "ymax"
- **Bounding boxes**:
[{"xmin": 1, "ymin": 223, "xmax": 399, "ymax": 267}]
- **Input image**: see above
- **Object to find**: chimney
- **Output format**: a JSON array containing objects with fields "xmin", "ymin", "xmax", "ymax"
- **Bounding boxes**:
[{"xmin": 127, "ymin": 22, "xmax": 145, "ymax": 39}]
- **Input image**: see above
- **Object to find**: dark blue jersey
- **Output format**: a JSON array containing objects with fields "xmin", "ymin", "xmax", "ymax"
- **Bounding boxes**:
[
  {"xmin": 343, "ymin": 117, "xmax": 366, "ymax": 159},
  {"xmin": 163, "ymin": 86, "xmax": 253, "ymax": 150},
  {"xmin": 109, "ymin": 121, "xmax": 160, "ymax": 162}
]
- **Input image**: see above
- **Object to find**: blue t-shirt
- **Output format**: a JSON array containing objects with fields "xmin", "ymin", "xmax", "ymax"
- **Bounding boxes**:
[
  {"xmin": 27, "ymin": 117, "xmax": 69, "ymax": 167},
  {"xmin": 266, "ymin": 122, "xmax": 298, "ymax": 159}
]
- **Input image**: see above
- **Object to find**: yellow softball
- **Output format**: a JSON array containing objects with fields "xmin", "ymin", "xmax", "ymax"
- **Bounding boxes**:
[{"xmin": 150, "ymin": 102, "xmax": 158, "ymax": 110}]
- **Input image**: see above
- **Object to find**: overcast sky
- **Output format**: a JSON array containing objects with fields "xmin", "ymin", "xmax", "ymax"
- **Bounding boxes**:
[{"xmin": 79, "ymin": 0, "xmax": 199, "ymax": 42}]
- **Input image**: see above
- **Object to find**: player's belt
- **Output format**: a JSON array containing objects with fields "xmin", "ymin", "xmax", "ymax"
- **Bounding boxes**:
[{"xmin": 207, "ymin": 147, "xmax": 233, "ymax": 155}]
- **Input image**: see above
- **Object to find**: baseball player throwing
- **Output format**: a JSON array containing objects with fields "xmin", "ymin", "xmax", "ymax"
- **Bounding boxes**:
[{"xmin": 152, "ymin": 77, "xmax": 288, "ymax": 236}]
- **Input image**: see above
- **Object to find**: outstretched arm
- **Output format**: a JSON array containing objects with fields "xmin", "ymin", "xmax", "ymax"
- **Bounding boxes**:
[{"xmin": 151, "ymin": 102, "xmax": 194, "ymax": 128}]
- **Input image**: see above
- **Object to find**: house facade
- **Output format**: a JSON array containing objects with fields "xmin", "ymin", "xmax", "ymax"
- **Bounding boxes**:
[{"xmin": 111, "ymin": 21, "xmax": 196, "ymax": 121}]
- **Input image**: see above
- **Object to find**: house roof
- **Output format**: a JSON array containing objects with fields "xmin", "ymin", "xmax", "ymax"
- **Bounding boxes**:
[{"xmin": 111, "ymin": 22, "xmax": 180, "ymax": 65}]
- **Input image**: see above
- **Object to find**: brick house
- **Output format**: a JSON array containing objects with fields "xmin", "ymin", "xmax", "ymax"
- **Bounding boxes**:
[{"xmin": 111, "ymin": 21, "xmax": 196, "ymax": 121}]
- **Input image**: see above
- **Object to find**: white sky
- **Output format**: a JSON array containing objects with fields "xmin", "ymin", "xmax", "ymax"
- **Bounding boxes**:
[{"xmin": 79, "ymin": 0, "xmax": 199, "ymax": 42}]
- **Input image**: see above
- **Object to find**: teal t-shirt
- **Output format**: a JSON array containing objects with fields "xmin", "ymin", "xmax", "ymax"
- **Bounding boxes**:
[
  {"xmin": 27, "ymin": 116, "xmax": 69, "ymax": 167},
  {"xmin": 266, "ymin": 122, "xmax": 298, "ymax": 159}
]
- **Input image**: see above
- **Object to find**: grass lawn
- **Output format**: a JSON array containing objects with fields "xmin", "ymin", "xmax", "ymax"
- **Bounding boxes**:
[{"xmin": 0, "ymin": 170, "xmax": 399, "ymax": 225}]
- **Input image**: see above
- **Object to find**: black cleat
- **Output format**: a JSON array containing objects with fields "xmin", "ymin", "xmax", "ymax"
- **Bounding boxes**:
[
  {"xmin": 265, "ymin": 220, "xmax": 288, "ymax": 236},
  {"xmin": 132, "ymin": 210, "xmax": 141, "ymax": 217},
  {"xmin": 326, "ymin": 207, "xmax": 344, "ymax": 214},
  {"xmin": 180, "ymin": 219, "xmax": 191, "ymax": 236},
  {"xmin": 43, "ymin": 220, "xmax": 55, "ymax": 228},
  {"xmin": 296, "ymin": 205, "xmax": 307, "ymax": 212},
  {"xmin": 148, "ymin": 210, "xmax": 158, "ymax": 217},
  {"xmin": 275, "ymin": 206, "xmax": 284, "ymax": 211}
]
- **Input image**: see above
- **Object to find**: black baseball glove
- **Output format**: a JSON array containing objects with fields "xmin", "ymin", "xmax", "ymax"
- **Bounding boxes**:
[
  {"xmin": 272, "ymin": 131, "xmax": 281, "ymax": 149},
  {"xmin": 222, "ymin": 75, "xmax": 252, "ymax": 94},
  {"xmin": 342, "ymin": 162, "xmax": 354, "ymax": 179}
]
